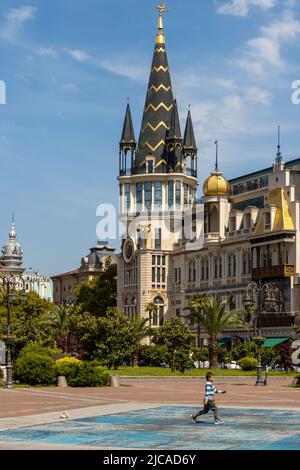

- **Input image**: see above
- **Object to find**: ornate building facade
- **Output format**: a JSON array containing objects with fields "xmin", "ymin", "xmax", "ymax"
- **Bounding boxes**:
[
  {"xmin": 117, "ymin": 5, "xmax": 299, "ymax": 342},
  {"xmin": 51, "ymin": 241, "xmax": 116, "ymax": 305}
]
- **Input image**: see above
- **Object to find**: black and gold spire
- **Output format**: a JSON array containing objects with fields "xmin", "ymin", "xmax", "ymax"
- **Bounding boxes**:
[
  {"xmin": 120, "ymin": 102, "xmax": 136, "ymax": 150},
  {"xmin": 134, "ymin": 2, "xmax": 175, "ymax": 172},
  {"xmin": 119, "ymin": 102, "xmax": 136, "ymax": 176},
  {"xmin": 183, "ymin": 108, "xmax": 197, "ymax": 156}
]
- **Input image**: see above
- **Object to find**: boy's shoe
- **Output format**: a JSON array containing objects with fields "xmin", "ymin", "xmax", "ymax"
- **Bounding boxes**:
[
  {"xmin": 214, "ymin": 419, "xmax": 224, "ymax": 425},
  {"xmin": 191, "ymin": 414, "xmax": 198, "ymax": 423}
]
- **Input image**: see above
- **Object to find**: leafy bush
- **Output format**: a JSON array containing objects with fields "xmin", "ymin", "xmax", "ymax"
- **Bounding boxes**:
[
  {"xmin": 231, "ymin": 341, "xmax": 258, "ymax": 361},
  {"xmin": 0, "ymin": 368, "xmax": 3, "ymax": 380},
  {"xmin": 238, "ymin": 356, "xmax": 258, "ymax": 371},
  {"xmin": 66, "ymin": 363, "xmax": 109, "ymax": 387},
  {"xmin": 173, "ymin": 349, "xmax": 194, "ymax": 374},
  {"xmin": 261, "ymin": 347, "xmax": 280, "ymax": 367},
  {"xmin": 15, "ymin": 350, "xmax": 56, "ymax": 385},
  {"xmin": 55, "ymin": 357, "xmax": 83, "ymax": 378},
  {"xmin": 217, "ymin": 347, "xmax": 231, "ymax": 364},
  {"xmin": 139, "ymin": 345, "xmax": 168, "ymax": 366},
  {"xmin": 14, "ymin": 343, "xmax": 64, "ymax": 385}
]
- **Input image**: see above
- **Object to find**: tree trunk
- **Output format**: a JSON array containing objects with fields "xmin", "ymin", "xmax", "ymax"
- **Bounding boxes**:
[
  {"xmin": 210, "ymin": 338, "xmax": 218, "ymax": 369},
  {"xmin": 133, "ymin": 352, "xmax": 139, "ymax": 368}
]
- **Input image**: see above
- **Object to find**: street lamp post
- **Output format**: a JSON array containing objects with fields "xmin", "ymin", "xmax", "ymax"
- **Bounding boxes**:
[
  {"xmin": 1, "ymin": 274, "xmax": 26, "ymax": 389},
  {"xmin": 243, "ymin": 280, "xmax": 277, "ymax": 386}
]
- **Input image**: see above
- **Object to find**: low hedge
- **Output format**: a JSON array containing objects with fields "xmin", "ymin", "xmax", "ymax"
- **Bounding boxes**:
[{"xmin": 238, "ymin": 356, "xmax": 258, "ymax": 371}]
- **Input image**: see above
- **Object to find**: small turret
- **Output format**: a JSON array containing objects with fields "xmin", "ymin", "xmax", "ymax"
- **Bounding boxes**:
[{"xmin": 119, "ymin": 102, "xmax": 136, "ymax": 176}]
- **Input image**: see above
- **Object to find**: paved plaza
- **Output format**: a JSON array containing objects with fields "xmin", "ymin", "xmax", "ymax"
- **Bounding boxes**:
[{"xmin": 0, "ymin": 377, "xmax": 299, "ymax": 449}]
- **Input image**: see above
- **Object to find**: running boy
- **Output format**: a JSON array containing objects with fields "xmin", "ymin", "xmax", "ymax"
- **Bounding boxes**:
[{"xmin": 191, "ymin": 372, "xmax": 226, "ymax": 425}]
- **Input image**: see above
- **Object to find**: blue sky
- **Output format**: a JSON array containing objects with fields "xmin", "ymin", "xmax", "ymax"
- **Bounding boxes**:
[{"xmin": 0, "ymin": 0, "xmax": 300, "ymax": 276}]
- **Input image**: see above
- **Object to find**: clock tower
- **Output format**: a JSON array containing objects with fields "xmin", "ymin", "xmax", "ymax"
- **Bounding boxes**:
[{"xmin": 117, "ymin": 3, "xmax": 199, "ymax": 328}]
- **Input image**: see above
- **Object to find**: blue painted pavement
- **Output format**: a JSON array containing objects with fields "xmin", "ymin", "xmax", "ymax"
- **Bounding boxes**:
[{"xmin": 0, "ymin": 407, "xmax": 300, "ymax": 450}]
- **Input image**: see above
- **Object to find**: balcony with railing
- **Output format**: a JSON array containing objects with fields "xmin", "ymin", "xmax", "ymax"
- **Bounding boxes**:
[
  {"xmin": 258, "ymin": 314, "xmax": 295, "ymax": 328},
  {"xmin": 252, "ymin": 265, "xmax": 295, "ymax": 279}
]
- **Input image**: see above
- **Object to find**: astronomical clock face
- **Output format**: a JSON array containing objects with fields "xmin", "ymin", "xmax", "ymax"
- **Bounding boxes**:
[
  {"xmin": 104, "ymin": 258, "xmax": 112, "ymax": 269},
  {"xmin": 122, "ymin": 238, "xmax": 135, "ymax": 264}
]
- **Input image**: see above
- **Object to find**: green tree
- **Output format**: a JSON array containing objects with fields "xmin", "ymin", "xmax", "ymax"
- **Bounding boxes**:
[
  {"xmin": 195, "ymin": 299, "xmax": 247, "ymax": 369},
  {"xmin": 46, "ymin": 305, "xmax": 76, "ymax": 353},
  {"xmin": 129, "ymin": 314, "xmax": 150, "ymax": 367},
  {"xmin": 153, "ymin": 317, "xmax": 195, "ymax": 372},
  {"xmin": 96, "ymin": 308, "xmax": 135, "ymax": 369},
  {"xmin": 182, "ymin": 293, "xmax": 210, "ymax": 347},
  {"xmin": 0, "ymin": 292, "xmax": 55, "ymax": 358},
  {"xmin": 69, "ymin": 310, "xmax": 100, "ymax": 359},
  {"xmin": 75, "ymin": 264, "xmax": 117, "ymax": 316}
]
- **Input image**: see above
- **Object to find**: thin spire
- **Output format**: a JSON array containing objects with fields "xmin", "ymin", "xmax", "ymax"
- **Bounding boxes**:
[
  {"xmin": 166, "ymin": 99, "xmax": 182, "ymax": 141},
  {"xmin": 9, "ymin": 214, "xmax": 16, "ymax": 240},
  {"xmin": 156, "ymin": 2, "xmax": 169, "ymax": 44},
  {"xmin": 276, "ymin": 124, "xmax": 282, "ymax": 164},
  {"xmin": 183, "ymin": 108, "xmax": 197, "ymax": 155},
  {"xmin": 120, "ymin": 102, "xmax": 136, "ymax": 146},
  {"xmin": 215, "ymin": 140, "xmax": 219, "ymax": 172},
  {"xmin": 135, "ymin": 2, "xmax": 174, "ymax": 171}
]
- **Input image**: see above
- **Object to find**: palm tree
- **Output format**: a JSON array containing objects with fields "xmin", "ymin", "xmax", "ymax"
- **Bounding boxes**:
[
  {"xmin": 46, "ymin": 305, "xmax": 75, "ymax": 353},
  {"xmin": 130, "ymin": 313, "xmax": 151, "ymax": 367},
  {"xmin": 193, "ymin": 299, "xmax": 248, "ymax": 369},
  {"xmin": 183, "ymin": 294, "xmax": 210, "ymax": 347}
]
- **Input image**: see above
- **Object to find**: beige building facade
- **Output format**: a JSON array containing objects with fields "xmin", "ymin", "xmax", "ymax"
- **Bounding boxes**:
[
  {"xmin": 117, "ymin": 8, "xmax": 299, "ymax": 343},
  {"xmin": 52, "ymin": 241, "xmax": 116, "ymax": 305}
]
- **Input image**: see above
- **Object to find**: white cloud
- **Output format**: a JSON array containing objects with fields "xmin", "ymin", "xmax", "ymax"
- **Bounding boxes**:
[
  {"xmin": 231, "ymin": 10, "xmax": 300, "ymax": 76},
  {"xmin": 1, "ymin": 5, "xmax": 36, "ymax": 43},
  {"xmin": 68, "ymin": 48, "xmax": 148, "ymax": 82},
  {"xmin": 36, "ymin": 47, "xmax": 57, "ymax": 58},
  {"xmin": 100, "ymin": 60, "xmax": 148, "ymax": 82},
  {"xmin": 217, "ymin": 0, "xmax": 276, "ymax": 17},
  {"xmin": 69, "ymin": 49, "xmax": 90, "ymax": 62},
  {"xmin": 4, "ymin": 6, "xmax": 36, "ymax": 22}
]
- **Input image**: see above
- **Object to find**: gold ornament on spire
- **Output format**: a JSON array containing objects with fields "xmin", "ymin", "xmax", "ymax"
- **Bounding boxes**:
[{"xmin": 155, "ymin": 2, "xmax": 169, "ymax": 45}]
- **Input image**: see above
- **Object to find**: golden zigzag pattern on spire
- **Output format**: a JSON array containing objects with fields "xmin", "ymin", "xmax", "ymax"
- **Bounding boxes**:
[
  {"xmin": 151, "ymin": 65, "xmax": 169, "ymax": 72},
  {"xmin": 148, "ymin": 84, "xmax": 171, "ymax": 93},
  {"xmin": 144, "ymin": 140, "xmax": 165, "ymax": 152},
  {"xmin": 145, "ymin": 102, "xmax": 173, "ymax": 113},
  {"xmin": 155, "ymin": 47, "xmax": 165, "ymax": 53},
  {"xmin": 142, "ymin": 121, "xmax": 168, "ymax": 133}
]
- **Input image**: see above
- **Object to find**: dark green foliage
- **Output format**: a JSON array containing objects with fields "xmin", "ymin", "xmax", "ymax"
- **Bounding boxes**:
[
  {"xmin": 173, "ymin": 349, "xmax": 194, "ymax": 373},
  {"xmin": 231, "ymin": 341, "xmax": 258, "ymax": 361},
  {"xmin": 75, "ymin": 264, "xmax": 117, "ymax": 316},
  {"xmin": 0, "ymin": 367, "xmax": 3, "ymax": 380},
  {"xmin": 66, "ymin": 364, "xmax": 109, "ymax": 387},
  {"xmin": 139, "ymin": 345, "xmax": 168, "ymax": 366},
  {"xmin": 0, "ymin": 292, "xmax": 55, "ymax": 358},
  {"xmin": 192, "ymin": 346, "xmax": 210, "ymax": 362},
  {"xmin": 15, "ymin": 344, "xmax": 60, "ymax": 385},
  {"xmin": 96, "ymin": 309, "xmax": 135, "ymax": 369},
  {"xmin": 217, "ymin": 346, "xmax": 231, "ymax": 364},
  {"xmin": 153, "ymin": 317, "xmax": 195, "ymax": 372}
]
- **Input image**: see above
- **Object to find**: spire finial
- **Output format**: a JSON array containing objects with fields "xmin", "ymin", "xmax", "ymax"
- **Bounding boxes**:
[
  {"xmin": 9, "ymin": 213, "xmax": 16, "ymax": 240},
  {"xmin": 156, "ymin": 2, "xmax": 168, "ymax": 44},
  {"xmin": 215, "ymin": 140, "xmax": 219, "ymax": 172},
  {"xmin": 276, "ymin": 124, "xmax": 282, "ymax": 164}
]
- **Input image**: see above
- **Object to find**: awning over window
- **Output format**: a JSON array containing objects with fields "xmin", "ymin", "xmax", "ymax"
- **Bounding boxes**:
[
  {"xmin": 218, "ymin": 337, "xmax": 231, "ymax": 346},
  {"xmin": 262, "ymin": 337, "xmax": 289, "ymax": 348}
]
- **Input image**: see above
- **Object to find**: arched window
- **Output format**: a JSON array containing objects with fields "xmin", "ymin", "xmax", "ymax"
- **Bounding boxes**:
[
  {"xmin": 154, "ymin": 296, "xmax": 164, "ymax": 326},
  {"xmin": 124, "ymin": 298, "xmax": 129, "ymax": 316},
  {"xmin": 131, "ymin": 297, "xmax": 137, "ymax": 316}
]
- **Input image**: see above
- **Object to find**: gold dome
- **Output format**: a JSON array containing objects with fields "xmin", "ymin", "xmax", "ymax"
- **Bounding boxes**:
[{"xmin": 203, "ymin": 172, "xmax": 229, "ymax": 197}]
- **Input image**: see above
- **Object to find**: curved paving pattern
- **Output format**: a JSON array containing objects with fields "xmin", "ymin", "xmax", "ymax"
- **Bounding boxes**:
[{"xmin": 0, "ymin": 406, "xmax": 300, "ymax": 450}]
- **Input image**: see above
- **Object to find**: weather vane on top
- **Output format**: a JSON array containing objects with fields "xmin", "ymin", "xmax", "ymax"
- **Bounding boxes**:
[{"xmin": 156, "ymin": 1, "xmax": 169, "ymax": 15}]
